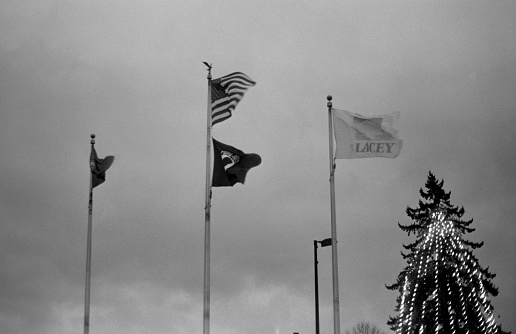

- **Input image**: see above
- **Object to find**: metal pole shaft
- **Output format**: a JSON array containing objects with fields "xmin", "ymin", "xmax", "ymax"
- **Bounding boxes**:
[
  {"xmin": 327, "ymin": 96, "xmax": 340, "ymax": 334},
  {"xmin": 203, "ymin": 70, "xmax": 212, "ymax": 334},
  {"xmin": 314, "ymin": 241, "xmax": 320, "ymax": 334},
  {"xmin": 84, "ymin": 140, "xmax": 94, "ymax": 334}
]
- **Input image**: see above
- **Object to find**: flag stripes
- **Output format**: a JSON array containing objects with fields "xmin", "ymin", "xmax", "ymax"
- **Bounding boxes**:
[{"xmin": 211, "ymin": 72, "xmax": 256, "ymax": 126}]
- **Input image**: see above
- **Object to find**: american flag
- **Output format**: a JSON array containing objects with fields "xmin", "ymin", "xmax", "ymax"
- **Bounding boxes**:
[{"xmin": 211, "ymin": 72, "xmax": 256, "ymax": 126}]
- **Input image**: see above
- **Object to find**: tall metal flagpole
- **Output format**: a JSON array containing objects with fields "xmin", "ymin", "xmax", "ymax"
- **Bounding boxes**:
[
  {"xmin": 314, "ymin": 241, "xmax": 321, "ymax": 334},
  {"xmin": 84, "ymin": 134, "xmax": 95, "ymax": 334},
  {"xmin": 203, "ymin": 63, "xmax": 213, "ymax": 334},
  {"xmin": 326, "ymin": 96, "xmax": 341, "ymax": 334}
]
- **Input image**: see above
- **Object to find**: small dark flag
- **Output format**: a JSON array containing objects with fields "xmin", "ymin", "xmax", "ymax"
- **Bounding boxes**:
[
  {"xmin": 90, "ymin": 146, "xmax": 114, "ymax": 188},
  {"xmin": 212, "ymin": 138, "xmax": 261, "ymax": 187},
  {"xmin": 320, "ymin": 238, "xmax": 332, "ymax": 247},
  {"xmin": 211, "ymin": 72, "xmax": 256, "ymax": 126}
]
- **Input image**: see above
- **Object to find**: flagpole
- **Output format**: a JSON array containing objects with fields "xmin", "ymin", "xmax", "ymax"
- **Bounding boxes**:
[
  {"xmin": 84, "ymin": 134, "xmax": 95, "ymax": 334},
  {"xmin": 327, "ymin": 96, "xmax": 341, "ymax": 334},
  {"xmin": 203, "ymin": 64, "xmax": 213, "ymax": 334}
]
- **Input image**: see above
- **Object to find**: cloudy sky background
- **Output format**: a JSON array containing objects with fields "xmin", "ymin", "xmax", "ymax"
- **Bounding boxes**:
[{"xmin": 1, "ymin": 1, "xmax": 515, "ymax": 333}]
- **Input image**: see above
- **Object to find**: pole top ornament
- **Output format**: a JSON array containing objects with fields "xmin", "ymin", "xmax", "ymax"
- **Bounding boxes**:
[{"xmin": 203, "ymin": 62, "xmax": 212, "ymax": 79}]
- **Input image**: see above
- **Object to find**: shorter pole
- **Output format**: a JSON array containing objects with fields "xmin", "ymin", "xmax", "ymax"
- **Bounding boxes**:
[
  {"xmin": 84, "ymin": 134, "xmax": 95, "ymax": 334},
  {"xmin": 314, "ymin": 241, "xmax": 320, "ymax": 334},
  {"xmin": 314, "ymin": 238, "xmax": 332, "ymax": 334}
]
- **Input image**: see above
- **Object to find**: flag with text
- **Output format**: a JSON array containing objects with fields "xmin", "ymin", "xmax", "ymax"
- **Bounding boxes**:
[{"xmin": 332, "ymin": 108, "xmax": 402, "ymax": 159}]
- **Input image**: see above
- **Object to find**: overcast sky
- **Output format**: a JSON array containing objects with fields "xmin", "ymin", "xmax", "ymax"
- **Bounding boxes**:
[{"xmin": 1, "ymin": 1, "xmax": 515, "ymax": 334}]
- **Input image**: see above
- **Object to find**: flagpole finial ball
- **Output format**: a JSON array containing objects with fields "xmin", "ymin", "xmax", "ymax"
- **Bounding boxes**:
[
  {"xmin": 91, "ymin": 134, "xmax": 95, "ymax": 139},
  {"xmin": 327, "ymin": 95, "xmax": 332, "ymax": 101}
]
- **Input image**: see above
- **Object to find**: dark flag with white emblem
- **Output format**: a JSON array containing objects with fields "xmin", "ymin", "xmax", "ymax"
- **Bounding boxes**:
[{"xmin": 212, "ymin": 138, "xmax": 261, "ymax": 187}]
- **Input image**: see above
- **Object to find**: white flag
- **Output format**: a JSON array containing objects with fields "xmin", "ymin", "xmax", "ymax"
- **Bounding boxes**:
[{"xmin": 332, "ymin": 108, "xmax": 402, "ymax": 159}]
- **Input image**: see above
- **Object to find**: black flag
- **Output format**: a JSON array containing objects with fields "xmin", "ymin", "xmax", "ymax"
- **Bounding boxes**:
[
  {"xmin": 90, "ymin": 146, "xmax": 114, "ymax": 188},
  {"xmin": 212, "ymin": 138, "xmax": 261, "ymax": 187}
]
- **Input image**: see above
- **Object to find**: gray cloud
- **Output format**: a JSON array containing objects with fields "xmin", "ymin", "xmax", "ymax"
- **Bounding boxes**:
[{"xmin": 1, "ymin": 1, "xmax": 515, "ymax": 333}]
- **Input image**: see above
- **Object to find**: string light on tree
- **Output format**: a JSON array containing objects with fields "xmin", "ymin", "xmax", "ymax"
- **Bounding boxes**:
[{"xmin": 386, "ymin": 172, "xmax": 510, "ymax": 334}]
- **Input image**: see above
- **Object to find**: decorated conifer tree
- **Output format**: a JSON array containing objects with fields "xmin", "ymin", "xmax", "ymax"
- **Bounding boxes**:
[{"xmin": 386, "ymin": 172, "xmax": 509, "ymax": 334}]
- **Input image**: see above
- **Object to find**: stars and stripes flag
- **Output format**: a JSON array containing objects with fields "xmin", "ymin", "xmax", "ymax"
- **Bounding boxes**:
[{"xmin": 211, "ymin": 72, "xmax": 256, "ymax": 126}]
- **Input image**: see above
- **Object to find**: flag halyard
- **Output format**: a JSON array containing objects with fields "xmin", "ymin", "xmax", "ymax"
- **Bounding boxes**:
[{"xmin": 211, "ymin": 72, "xmax": 256, "ymax": 126}]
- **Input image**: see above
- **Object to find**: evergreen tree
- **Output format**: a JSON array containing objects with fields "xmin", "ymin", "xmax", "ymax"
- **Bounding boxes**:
[{"xmin": 386, "ymin": 172, "xmax": 509, "ymax": 334}]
